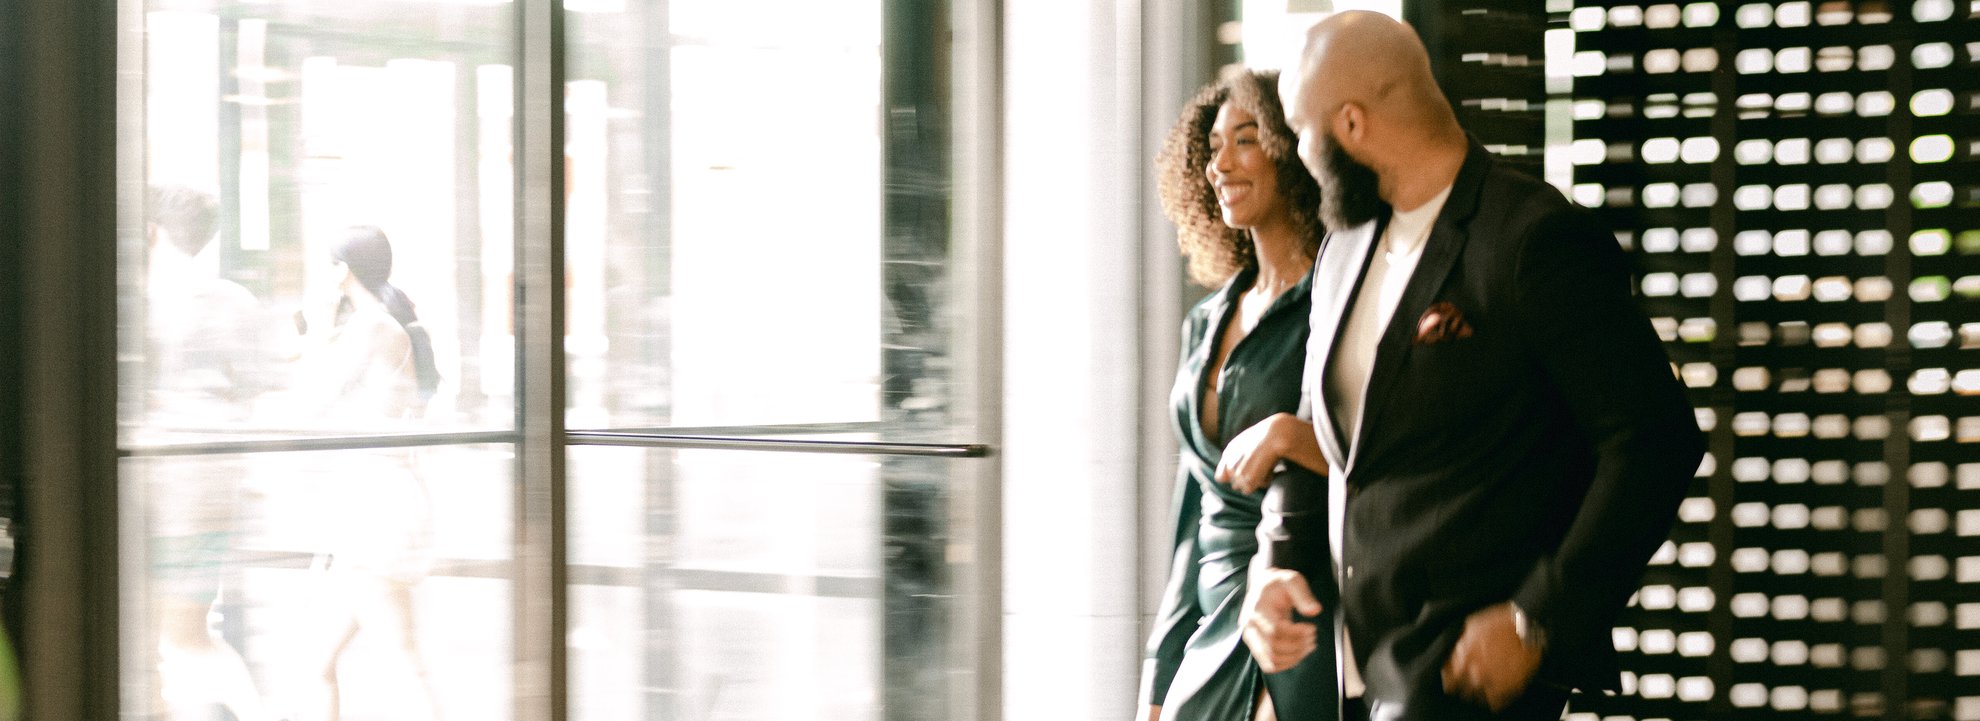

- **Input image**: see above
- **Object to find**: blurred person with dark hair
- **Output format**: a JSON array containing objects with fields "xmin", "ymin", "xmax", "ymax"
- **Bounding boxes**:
[
  {"xmin": 280, "ymin": 225, "xmax": 440, "ymax": 721},
  {"xmin": 290, "ymin": 224, "xmax": 440, "ymax": 423},
  {"xmin": 1240, "ymin": 12, "xmax": 1704, "ymax": 721},
  {"xmin": 1139, "ymin": 67, "xmax": 1337, "ymax": 721},
  {"xmin": 142, "ymin": 183, "xmax": 277, "ymax": 721}
]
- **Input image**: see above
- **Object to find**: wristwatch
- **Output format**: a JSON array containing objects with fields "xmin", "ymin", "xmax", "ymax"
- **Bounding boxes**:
[{"xmin": 1511, "ymin": 602, "xmax": 1547, "ymax": 653}]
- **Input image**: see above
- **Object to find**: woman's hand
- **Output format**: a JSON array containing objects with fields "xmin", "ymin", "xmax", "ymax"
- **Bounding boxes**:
[
  {"xmin": 296, "ymin": 291, "xmax": 344, "ymax": 343},
  {"xmin": 1215, "ymin": 413, "xmax": 1326, "ymax": 493}
]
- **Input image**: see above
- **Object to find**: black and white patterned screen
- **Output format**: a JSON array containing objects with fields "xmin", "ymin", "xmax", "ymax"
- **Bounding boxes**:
[
  {"xmin": 1413, "ymin": 1, "xmax": 1550, "ymax": 177},
  {"xmin": 1552, "ymin": 2, "xmax": 1978, "ymax": 719}
]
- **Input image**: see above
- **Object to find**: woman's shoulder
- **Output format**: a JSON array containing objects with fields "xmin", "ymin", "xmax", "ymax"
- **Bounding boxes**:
[
  {"xmin": 345, "ymin": 306, "xmax": 411, "ymax": 350},
  {"xmin": 1181, "ymin": 286, "xmax": 1229, "ymax": 337},
  {"xmin": 1189, "ymin": 269, "xmax": 1252, "ymax": 315},
  {"xmin": 1187, "ymin": 288, "xmax": 1223, "ymax": 317}
]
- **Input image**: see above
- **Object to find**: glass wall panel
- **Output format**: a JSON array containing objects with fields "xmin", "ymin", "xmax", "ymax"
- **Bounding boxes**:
[
  {"xmin": 123, "ymin": 0, "xmax": 518, "ymax": 448},
  {"xmin": 563, "ymin": 6, "xmax": 985, "ymax": 717},
  {"xmin": 120, "ymin": 444, "xmax": 515, "ymax": 721},
  {"xmin": 566, "ymin": 0, "xmax": 934, "ymax": 433},
  {"xmin": 117, "ymin": 2, "xmax": 987, "ymax": 721},
  {"xmin": 119, "ymin": 2, "xmax": 518, "ymax": 720},
  {"xmin": 567, "ymin": 445, "xmax": 967, "ymax": 721}
]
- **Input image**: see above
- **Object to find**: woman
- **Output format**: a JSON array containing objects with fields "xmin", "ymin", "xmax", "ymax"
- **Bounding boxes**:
[
  {"xmin": 292, "ymin": 225, "xmax": 437, "ymax": 424},
  {"xmin": 283, "ymin": 226, "xmax": 440, "ymax": 721},
  {"xmin": 1138, "ymin": 69, "xmax": 1336, "ymax": 721}
]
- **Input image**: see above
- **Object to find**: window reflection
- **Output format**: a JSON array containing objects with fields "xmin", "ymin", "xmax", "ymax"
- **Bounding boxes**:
[
  {"xmin": 129, "ymin": 4, "xmax": 516, "ymax": 445},
  {"xmin": 566, "ymin": 0, "xmax": 914, "ymax": 432},
  {"xmin": 562, "ymin": 2, "xmax": 975, "ymax": 720},
  {"xmin": 567, "ymin": 445, "xmax": 966, "ymax": 721},
  {"xmin": 124, "ymin": 2, "xmax": 521, "ymax": 719},
  {"xmin": 123, "ymin": 445, "xmax": 515, "ymax": 721},
  {"xmin": 125, "ymin": 0, "xmax": 979, "ymax": 717}
]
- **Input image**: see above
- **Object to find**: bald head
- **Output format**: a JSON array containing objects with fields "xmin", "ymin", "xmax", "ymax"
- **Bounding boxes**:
[
  {"xmin": 1299, "ymin": 13, "xmax": 1435, "ymax": 105},
  {"xmin": 1280, "ymin": 10, "xmax": 1467, "ymax": 213}
]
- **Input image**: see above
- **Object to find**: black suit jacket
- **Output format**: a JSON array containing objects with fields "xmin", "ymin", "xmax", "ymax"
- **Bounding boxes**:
[{"xmin": 1291, "ymin": 142, "xmax": 1705, "ymax": 720}]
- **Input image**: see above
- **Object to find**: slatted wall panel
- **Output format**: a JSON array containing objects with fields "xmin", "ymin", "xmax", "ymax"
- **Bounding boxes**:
[
  {"xmin": 1412, "ymin": 1, "xmax": 1551, "ymax": 177},
  {"xmin": 1558, "ymin": 2, "xmax": 1978, "ymax": 720}
]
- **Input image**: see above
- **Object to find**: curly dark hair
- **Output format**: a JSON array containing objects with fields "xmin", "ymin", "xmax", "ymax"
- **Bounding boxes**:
[{"xmin": 1155, "ymin": 68, "xmax": 1324, "ymax": 287}]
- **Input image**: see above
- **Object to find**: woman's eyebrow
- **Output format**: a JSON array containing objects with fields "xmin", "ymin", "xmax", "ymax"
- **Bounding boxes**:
[{"xmin": 1213, "ymin": 120, "xmax": 1261, "ymax": 136}]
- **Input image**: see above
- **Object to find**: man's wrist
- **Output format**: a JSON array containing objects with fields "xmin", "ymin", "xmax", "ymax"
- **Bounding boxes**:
[{"xmin": 1510, "ymin": 602, "xmax": 1547, "ymax": 653}]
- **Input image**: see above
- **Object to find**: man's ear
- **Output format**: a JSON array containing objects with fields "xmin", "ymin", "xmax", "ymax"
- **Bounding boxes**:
[{"xmin": 1336, "ymin": 102, "xmax": 1366, "ymax": 143}]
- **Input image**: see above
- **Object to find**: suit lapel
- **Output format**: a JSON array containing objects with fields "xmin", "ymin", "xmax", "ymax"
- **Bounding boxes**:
[
  {"xmin": 1306, "ymin": 219, "xmax": 1380, "ymax": 470},
  {"xmin": 1349, "ymin": 144, "xmax": 1492, "ymax": 463}
]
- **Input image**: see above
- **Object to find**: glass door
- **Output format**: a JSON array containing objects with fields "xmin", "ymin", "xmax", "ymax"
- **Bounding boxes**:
[
  {"xmin": 117, "ymin": 2, "xmax": 994, "ymax": 720},
  {"xmin": 560, "ymin": 2, "xmax": 992, "ymax": 719},
  {"xmin": 122, "ymin": 4, "xmax": 521, "ymax": 721}
]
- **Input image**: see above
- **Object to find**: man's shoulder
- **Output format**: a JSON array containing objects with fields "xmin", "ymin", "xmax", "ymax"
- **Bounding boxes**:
[
  {"xmin": 189, "ymin": 276, "xmax": 258, "ymax": 310},
  {"xmin": 1457, "ymin": 162, "xmax": 1611, "ymax": 256},
  {"xmin": 1474, "ymin": 163, "xmax": 1586, "ymax": 228}
]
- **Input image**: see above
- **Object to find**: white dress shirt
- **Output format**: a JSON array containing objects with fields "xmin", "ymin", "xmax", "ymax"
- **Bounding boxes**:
[{"xmin": 1324, "ymin": 184, "xmax": 1452, "ymax": 698}]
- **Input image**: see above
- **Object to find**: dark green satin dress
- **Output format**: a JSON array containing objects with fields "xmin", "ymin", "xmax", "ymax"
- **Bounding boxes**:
[{"xmin": 1142, "ymin": 266, "xmax": 1338, "ymax": 721}]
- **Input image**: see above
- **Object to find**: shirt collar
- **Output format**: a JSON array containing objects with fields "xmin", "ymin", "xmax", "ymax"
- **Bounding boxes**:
[{"xmin": 1383, "ymin": 183, "xmax": 1454, "ymax": 257}]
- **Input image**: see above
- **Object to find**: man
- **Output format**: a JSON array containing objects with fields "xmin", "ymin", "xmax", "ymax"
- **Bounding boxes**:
[
  {"xmin": 143, "ymin": 184, "xmax": 276, "ymax": 721},
  {"xmin": 1234, "ymin": 12, "xmax": 1705, "ymax": 721}
]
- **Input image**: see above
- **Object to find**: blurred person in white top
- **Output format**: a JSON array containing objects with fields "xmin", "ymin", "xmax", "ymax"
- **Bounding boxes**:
[
  {"xmin": 287, "ymin": 225, "xmax": 434, "ymax": 425},
  {"xmin": 142, "ymin": 183, "xmax": 277, "ymax": 721},
  {"xmin": 278, "ymin": 225, "xmax": 441, "ymax": 721}
]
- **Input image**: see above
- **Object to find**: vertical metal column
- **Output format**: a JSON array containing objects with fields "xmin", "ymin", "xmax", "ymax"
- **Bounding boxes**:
[
  {"xmin": 881, "ymin": 3, "xmax": 955, "ymax": 719},
  {"xmin": 515, "ymin": 1, "xmax": 568, "ymax": 719},
  {"xmin": 951, "ymin": 1, "xmax": 1002, "ymax": 718},
  {"xmin": 11, "ymin": 0, "xmax": 124, "ymax": 718}
]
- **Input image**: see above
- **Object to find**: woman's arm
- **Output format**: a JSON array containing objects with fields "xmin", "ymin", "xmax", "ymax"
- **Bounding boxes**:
[{"xmin": 1214, "ymin": 412, "xmax": 1326, "ymax": 494}]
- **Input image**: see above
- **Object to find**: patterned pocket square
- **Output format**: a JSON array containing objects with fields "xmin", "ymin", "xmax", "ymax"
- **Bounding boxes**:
[{"xmin": 1414, "ymin": 301, "xmax": 1473, "ymax": 345}]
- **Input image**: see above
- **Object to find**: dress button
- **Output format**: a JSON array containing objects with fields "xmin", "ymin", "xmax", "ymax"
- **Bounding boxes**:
[{"xmin": 1346, "ymin": 565, "xmax": 1356, "ymax": 579}]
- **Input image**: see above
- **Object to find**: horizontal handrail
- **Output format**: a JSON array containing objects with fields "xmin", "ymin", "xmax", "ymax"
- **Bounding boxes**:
[
  {"xmin": 118, "ymin": 430, "xmax": 520, "ymax": 457},
  {"xmin": 566, "ymin": 431, "xmax": 993, "ymax": 458},
  {"xmin": 120, "ymin": 427, "xmax": 993, "ymax": 459}
]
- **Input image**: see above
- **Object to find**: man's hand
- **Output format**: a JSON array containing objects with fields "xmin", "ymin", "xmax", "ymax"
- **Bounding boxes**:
[
  {"xmin": 1215, "ymin": 413, "xmax": 1298, "ymax": 493},
  {"xmin": 1441, "ymin": 601, "xmax": 1544, "ymax": 710},
  {"xmin": 1240, "ymin": 568, "xmax": 1323, "ymax": 672}
]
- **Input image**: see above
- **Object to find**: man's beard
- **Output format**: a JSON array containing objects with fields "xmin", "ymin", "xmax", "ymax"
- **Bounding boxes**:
[{"xmin": 1316, "ymin": 131, "xmax": 1386, "ymax": 231}]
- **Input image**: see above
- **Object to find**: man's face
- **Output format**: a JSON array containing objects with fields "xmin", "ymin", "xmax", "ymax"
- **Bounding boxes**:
[
  {"xmin": 1281, "ymin": 67, "xmax": 1384, "ymax": 231},
  {"xmin": 1312, "ymin": 127, "xmax": 1385, "ymax": 231},
  {"xmin": 1278, "ymin": 70, "xmax": 1325, "ymax": 182}
]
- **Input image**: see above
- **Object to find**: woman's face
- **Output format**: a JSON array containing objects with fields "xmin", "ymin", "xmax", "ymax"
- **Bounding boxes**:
[
  {"xmin": 319, "ymin": 256, "xmax": 355, "ymax": 296},
  {"xmin": 1204, "ymin": 101, "xmax": 1288, "ymax": 232}
]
